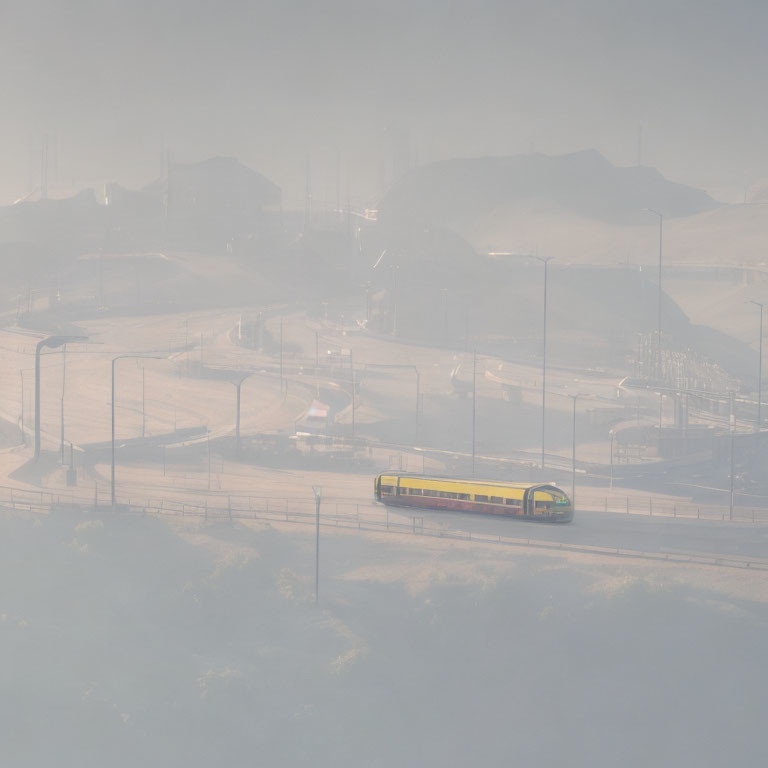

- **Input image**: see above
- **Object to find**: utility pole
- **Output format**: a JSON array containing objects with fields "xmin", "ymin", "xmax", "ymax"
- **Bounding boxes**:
[
  {"xmin": 112, "ymin": 354, "xmax": 161, "ymax": 506},
  {"xmin": 279, "ymin": 317, "xmax": 284, "ymax": 394},
  {"xmin": 20, "ymin": 371, "xmax": 25, "ymax": 444},
  {"xmin": 350, "ymin": 350, "xmax": 355, "ymax": 437},
  {"xmin": 535, "ymin": 256, "xmax": 554, "ymax": 470},
  {"xmin": 415, "ymin": 368, "xmax": 421, "ymax": 444},
  {"xmin": 750, "ymin": 300, "xmax": 765, "ymax": 432},
  {"xmin": 730, "ymin": 392, "xmax": 735, "ymax": 521},
  {"xmin": 644, "ymin": 209, "xmax": 664, "ymax": 381},
  {"xmin": 571, "ymin": 395, "xmax": 578, "ymax": 511},
  {"xmin": 235, "ymin": 380, "xmax": 242, "ymax": 454},
  {"xmin": 60, "ymin": 345, "xmax": 66, "ymax": 463},
  {"xmin": 35, "ymin": 335, "xmax": 84, "ymax": 461},
  {"xmin": 472, "ymin": 350, "xmax": 477, "ymax": 475},
  {"xmin": 207, "ymin": 428, "xmax": 212, "ymax": 491},
  {"xmin": 141, "ymin": 366, "xmax": 146, "ymax": 438},
  {"xmin": 609, "ymin": 429, "xmax": 615, "ymax": 490}
]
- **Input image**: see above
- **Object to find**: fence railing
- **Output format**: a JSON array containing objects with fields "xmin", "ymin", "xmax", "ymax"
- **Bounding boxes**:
[
  {"xmin": 1, "ymin": 479, "xmax": 768, "ymax": 526},
  {"xmin": 576, "ymin": 492, "xmax": 768, "ymax": 523},
  {"xmin": 1, "ymin": 482, "xmax": 768, "ymax": 572}
]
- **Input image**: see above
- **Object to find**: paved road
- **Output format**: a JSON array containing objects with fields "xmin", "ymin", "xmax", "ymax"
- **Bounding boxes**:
[{"xmin": 408, "ymin": 507, "xmax": 768, "ymax": 560}]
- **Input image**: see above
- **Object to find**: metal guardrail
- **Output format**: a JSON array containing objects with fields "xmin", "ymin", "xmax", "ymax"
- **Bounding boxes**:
[
  {"xmin": 2, "ymin": 483, "xmax": 767, "ymax": 572},
  {"xmin": 1, "ymin": 479, "xmax": 767, "ymax": 526}
]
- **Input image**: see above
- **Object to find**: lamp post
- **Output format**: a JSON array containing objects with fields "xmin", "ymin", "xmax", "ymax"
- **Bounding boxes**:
[
  {"xmin": 279, "ymin": 316, "xmax": 284, "ymax": 394},
  {"xmin": 568, "ymin": 393, "xmax": 589, "ymax": 512},
  {"xmin": 112, "ymin": 354, "xmax": 162, "ymax": 506},
  {"xmin": 644, "ymin": 208, "xmax": 664, "ymax": 381},
  {"xmin": 729, "ymin": 391, "xmax": 735, "ymax": 521},
  {"xmin": 351, "ymin": 355, "xmax": 356, "ymax": 437},
  {"xmin": 35, "ymin": 335, "xmax": 86, "ymax": 460},
  {"xmin": 236, "ymin": 380, "xmax": 242, "ymax": 452},
  {"xmin": 414, "ymin": 368, "xmax": 421, "ymax": 444},
  {"xmin": 609, "ymin": 429, "xmax": 615, "ymax": 490},
  {"xmin": 228, "ymin": 374, "xmax": 249, "ymax": 455},
  {"xmin": 571, "ymin": 395, "xmax": 578, "ymax": 510},
  {"xmin": 750, "ymin": 300, "xmax": 765, "ymax": 432},
  {"xmin": 472, "ymin": 350, "xmax": 477, "ymax": 475},
  {"xmin": 60, "ymin": 345, "xmax": 66, "ymax": 463},
  {"xmin": 534, "ymin": 255, "xmax": 554, "ymax": 470}
]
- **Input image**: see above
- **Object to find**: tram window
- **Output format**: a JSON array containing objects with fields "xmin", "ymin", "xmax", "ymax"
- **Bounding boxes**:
[
  {"xmin": 475, "ymin": 494, "xmax": 488, "ymax": 502},
  {"xmin": 457, "ymin": 493, "xmax": 470, "ymax": 500},
  {"xmin": 504, "ymin": 498, "xmax": 519, "ymax": 506},
  {"xmin": 423, "ymin": 489, "xmax": 437, "ymax": 497},
  {"xmin": 409, "ymin": 488, "xmax": 423, "ymax": 496},
  {"xmin": 490, "ymin": 496, "xmax": 503, "ymax": 504},
  {"xmin": 381, "ymin": 485, "xmax": 394, "ymax": 494}
]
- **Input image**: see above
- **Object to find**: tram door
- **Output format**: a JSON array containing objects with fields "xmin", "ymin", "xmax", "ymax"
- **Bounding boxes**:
[{"xmin": 523, "ymin": 488, "xmax": 535, "ymax": 517}]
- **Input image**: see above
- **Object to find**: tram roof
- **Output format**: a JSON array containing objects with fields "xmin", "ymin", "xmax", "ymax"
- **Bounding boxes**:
[{"xmin": 378, "ymin": 473, "xmax": 565, "ymax": 491}]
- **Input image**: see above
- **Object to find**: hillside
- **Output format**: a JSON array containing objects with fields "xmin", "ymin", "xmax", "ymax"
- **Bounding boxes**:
[{"xmin": 378, "ymin": 150, "xmax": 720, "ymax": 233}]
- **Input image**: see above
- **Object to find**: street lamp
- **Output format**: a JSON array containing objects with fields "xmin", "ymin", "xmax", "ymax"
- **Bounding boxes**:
[
  {"xmin": 472, "ymin": 350, "xmax": 477, "ymax": 475},
  {"xmin": 534, "ymin": 255, "xmax": 554, "ymax": 471},
  {"xmin": 569, "ymin": 393, "xmax": 589, "ymax": 512},
  {"xmin": 571, "ymin": 395, "xmax": 578, "ymax": 509},
  {"xmin": 112, "ymin": 354, "xmax": 163, "ymax": 506},
  {"xmin": 643, "ymin": 208, "xmax": 664, "ymax": 381},
  {"xmin": 35, "ymin": 335, "xmax": 87, "ymax": 460},
  {"xmin": 728, "ymin": 391, "xmax": 736, "ymax": 521},
  {"xmin": 609, "ymin": 429, "xmax": 615, "ymax": 490},
  {"xmin": 750, "ymin": 300, "xmax": 765, "ymax": 432},
  {"xmin": 227, "ymin": 373, "xmax": 250, "ymax": 455},
  {"xmin": 414, "ymin": 368, "xmax": 421, "ymax": 444}
]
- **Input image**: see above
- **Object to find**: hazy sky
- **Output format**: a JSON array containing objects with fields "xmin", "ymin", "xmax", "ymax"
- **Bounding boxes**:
[{"xmin": 1, "ymin": 0, "xmax": 767, "ymax": 206}]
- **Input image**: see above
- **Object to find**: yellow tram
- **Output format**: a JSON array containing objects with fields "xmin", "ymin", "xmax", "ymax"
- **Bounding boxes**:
[{"xmin": 374, "ymin": 473, "xmax": 573, "ymax": 523}]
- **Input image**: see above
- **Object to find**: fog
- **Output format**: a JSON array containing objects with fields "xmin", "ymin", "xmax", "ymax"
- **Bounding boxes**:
[
  {"xmin": 3, "ymin": 0, "xmax": 768, "ymax": 203},
  {"xmin": 2, "ymin": 1, "xmax": 768, "ymax": 766}
]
